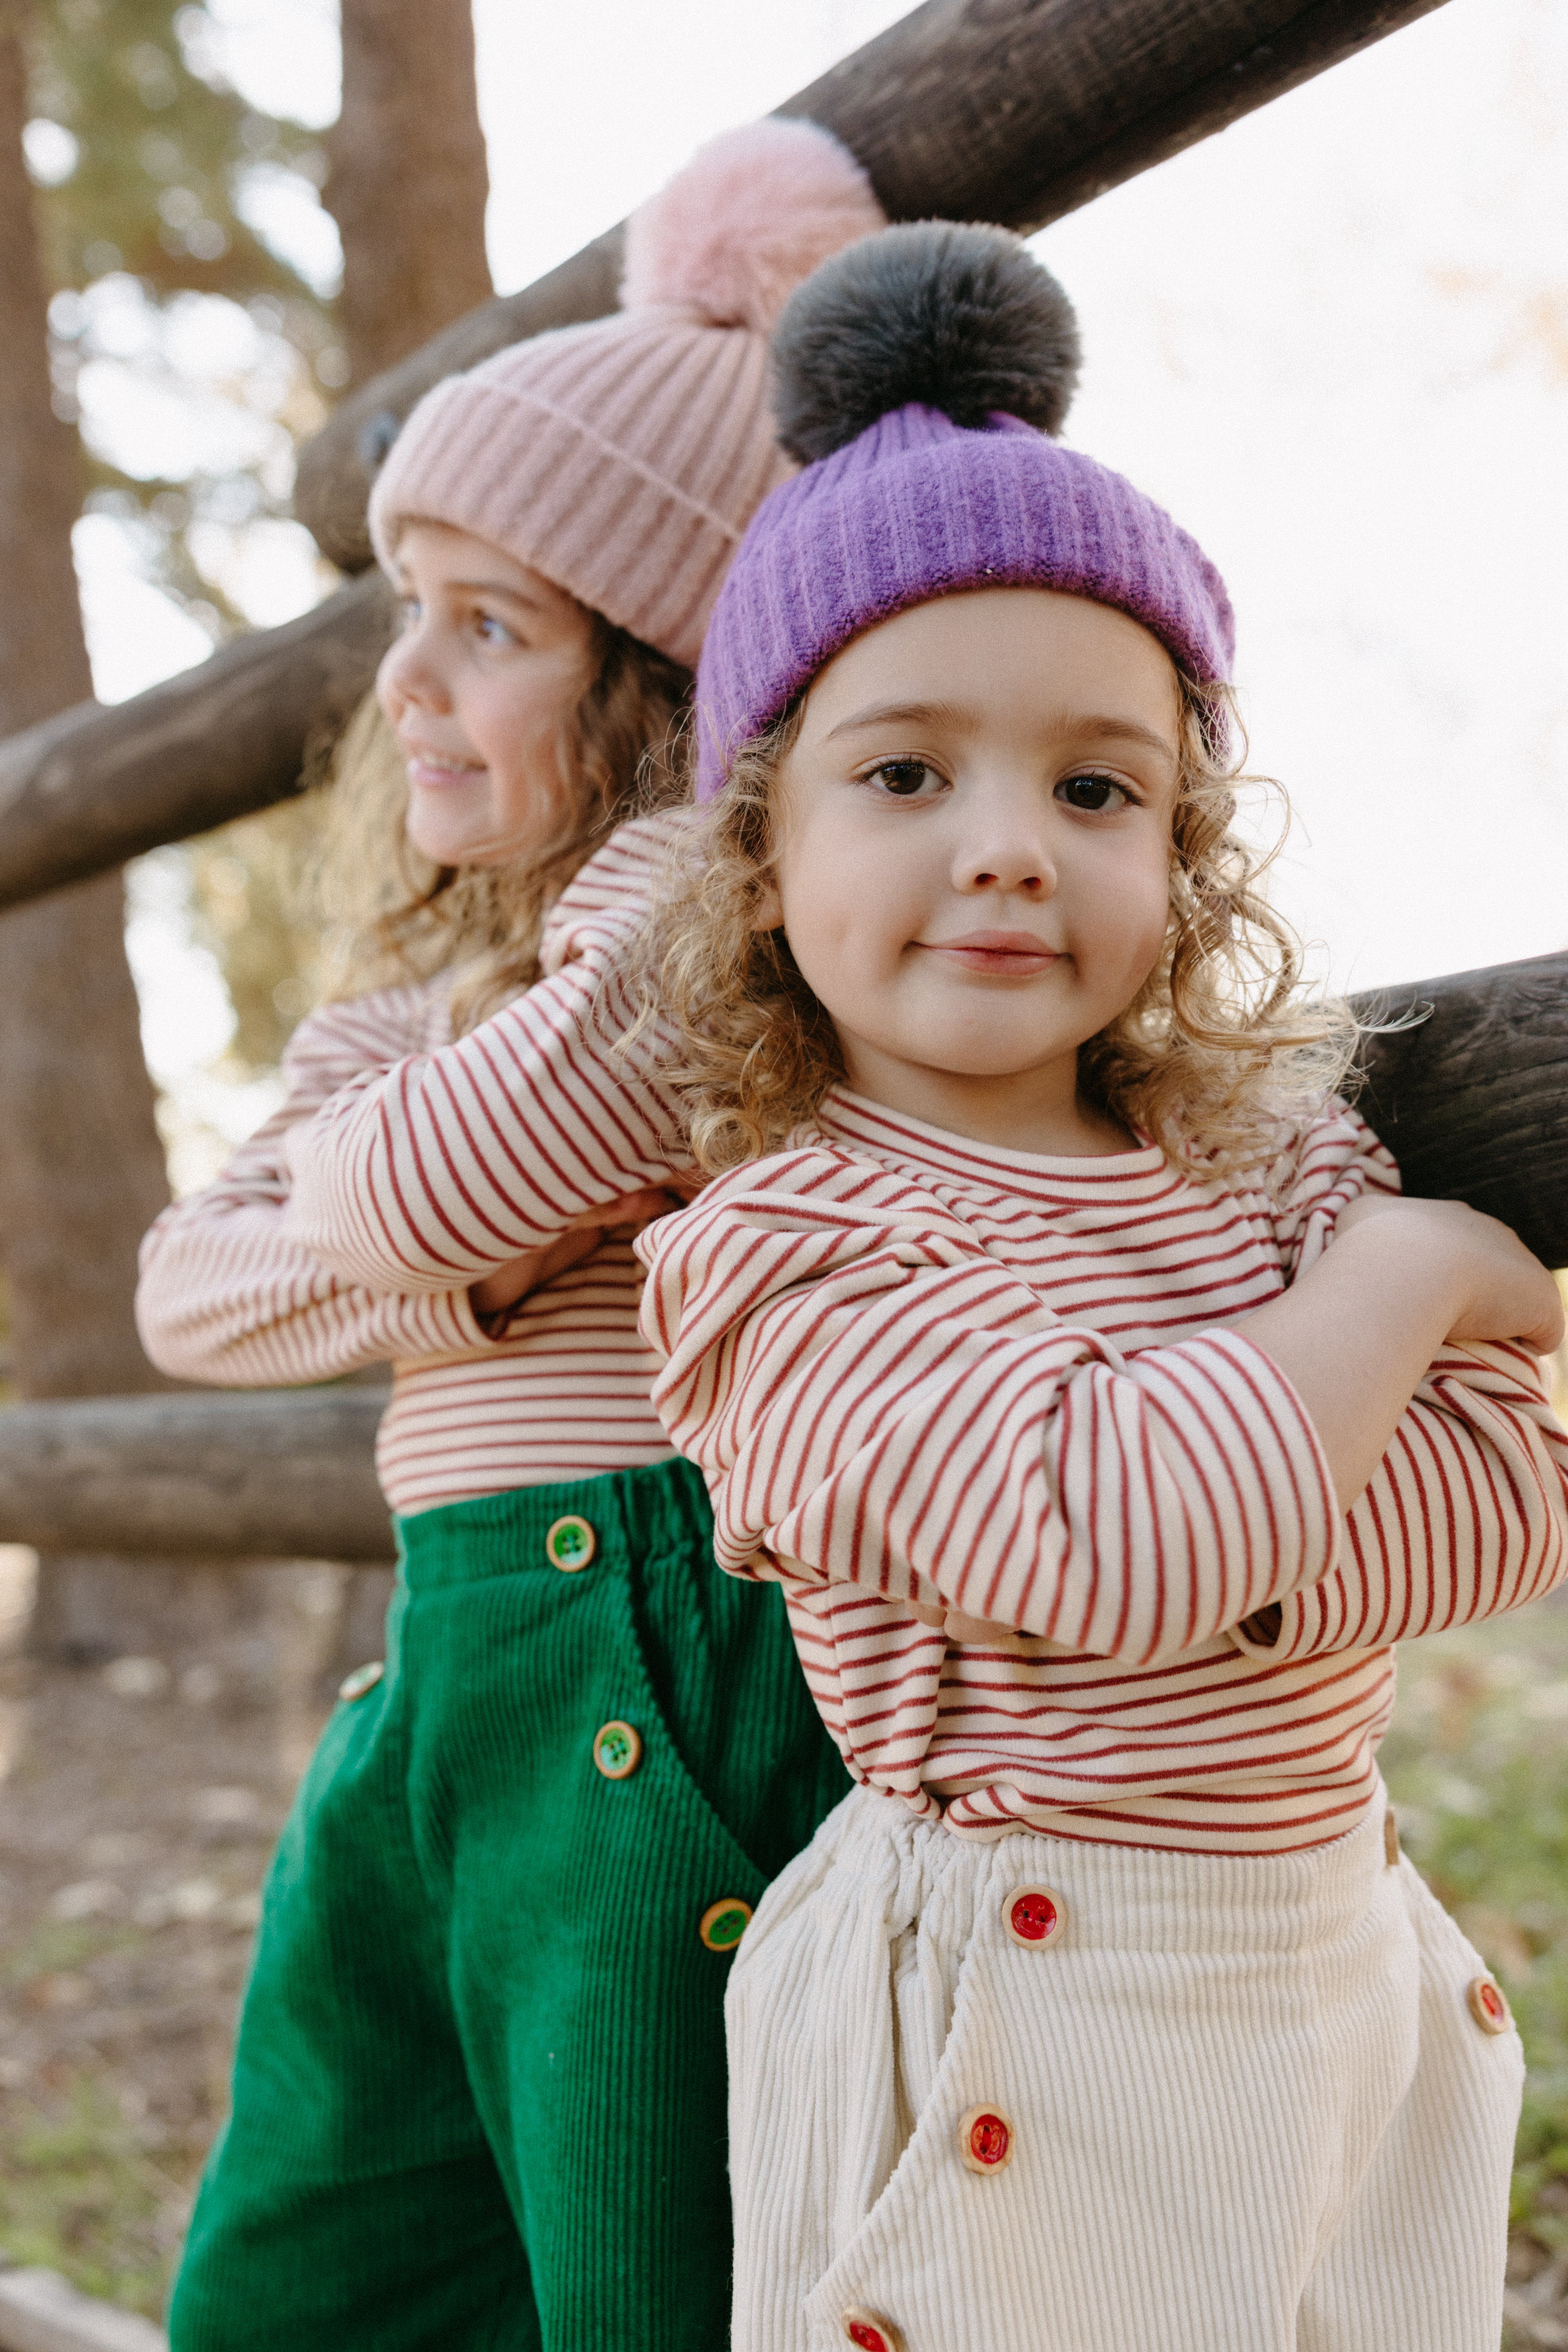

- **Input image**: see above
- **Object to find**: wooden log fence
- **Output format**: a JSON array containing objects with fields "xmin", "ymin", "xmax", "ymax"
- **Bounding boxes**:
[
  {"xmin": 0, "ymin": 1388, "xmax": 395, "ymax": 1563},
  {"xmin": 0, "ymin": 951, "xmax": 1562, "ymax": 1566},
  {"xmin": 0, "ymin": 0, "xmax": 1447, "ymax": 910}
]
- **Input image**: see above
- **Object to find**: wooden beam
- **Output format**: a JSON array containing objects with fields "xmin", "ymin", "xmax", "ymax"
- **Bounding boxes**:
[
  {"xmin": 0, "ymin": 1388, "xmax": 395, "ymax": 1563},
  {"xmin": 1353, "ymin": 950, "xmax": 1568, "ymax": 1274},
  {"xmin": 0, "ymin": 574, "xmax": 392, "ymax": 912},
  {"xmin": 297, "ymin": 0, "xmax": 1451, "ymax": 571},
  {"xmin": 0, "ymin": 947, "xmax": 1562, "ymax": 1571}
]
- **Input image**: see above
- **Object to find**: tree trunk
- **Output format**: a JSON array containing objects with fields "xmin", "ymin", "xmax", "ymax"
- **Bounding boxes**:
[
  {"xmin": 0, "ymin": 12, "xmax": 178, "ymax": 1659},
  {"xmin": 323, "ymin": 0, "xmax": 493, "ymax": 386}
]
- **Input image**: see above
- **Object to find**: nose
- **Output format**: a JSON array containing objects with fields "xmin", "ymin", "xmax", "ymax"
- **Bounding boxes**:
[
  {"xmin": 952, "ymin": 798, "xmax": 1057, "ymax": 899},
  {"xmin": 377, "ymin": 614, "xmax": 451, "ymax": 717}
]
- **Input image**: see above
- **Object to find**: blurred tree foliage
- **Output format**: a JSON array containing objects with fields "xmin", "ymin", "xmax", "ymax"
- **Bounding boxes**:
[
  {"xmin": 27, "ymin": 0, "xmax": 344, "ymax": 632},
  {"xmin": 23, "ymin": 0, "xmax": 349, "ymax": 1077},
  {"xmin": 185, "ymin": 793, "xmax": 325, "ymax": 1074}
]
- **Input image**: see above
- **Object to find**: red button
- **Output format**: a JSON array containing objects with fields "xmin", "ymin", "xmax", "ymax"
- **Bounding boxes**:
[
  {"xmin": 1467, "ymin": 1974, "xmax": 1512, "ymax": 2035},
  {"xmin": 842, "ymin": 2311, "xmax": 903, "ymax": 2352},
  {"xmin": 958, "ymin": 2103, "xmax": 1014, "ymax": 2174},
  {"xmin": 1004, "ymin": 1884, "xmax": 1065, "ymax": 1948}
]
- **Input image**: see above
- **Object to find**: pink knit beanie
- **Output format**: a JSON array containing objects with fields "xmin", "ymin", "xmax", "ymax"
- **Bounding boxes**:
[
  {"xmin": 695, "ymin": 224, "xmax": 1235, "ymax": 796},
  {"xmin": 368, "ymin": 120, "xmax": 886, "ymax": 671}
]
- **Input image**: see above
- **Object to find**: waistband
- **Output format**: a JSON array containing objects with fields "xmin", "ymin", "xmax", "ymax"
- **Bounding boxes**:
[
  {"xmin": 818, "ymin": 1782, "xmax": 1392, "ymax": 1955},
  {"xmin": 392, "ymin": 1456, "xmax": 713, "ymax": 1588}
]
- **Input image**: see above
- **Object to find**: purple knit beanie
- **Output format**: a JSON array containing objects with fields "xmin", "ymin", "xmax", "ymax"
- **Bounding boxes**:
[{"xmin": 695, "ymin": 223, "xmax": 1235, "ymax": 798}]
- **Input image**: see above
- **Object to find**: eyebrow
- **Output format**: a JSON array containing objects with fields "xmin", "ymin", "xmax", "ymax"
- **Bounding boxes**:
[
  {"xmin": 394, "ymin": 573, "xmax": 551, "ymax": 612},
  {"xmin": 822, "ymin": 699, "xmax": 1176, "ymax": 762},
  {"xmin": 823, "ymin": 699, "xmax": 970, "ymax": 741}
]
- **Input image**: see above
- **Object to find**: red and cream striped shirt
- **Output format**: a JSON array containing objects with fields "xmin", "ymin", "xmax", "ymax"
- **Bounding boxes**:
[
  {"xmin": 135, "ymin": 821, "xmax": 681, "ymax": 1518},
  {"xmin": 634, "ymin": 1091, "xmax": 1568, "ymax": 1853}
]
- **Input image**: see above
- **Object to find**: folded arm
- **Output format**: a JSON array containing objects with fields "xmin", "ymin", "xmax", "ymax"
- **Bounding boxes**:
[{"xmin": 639, "ymin": 1155, "xmax": 1341, "ymax": 1666}]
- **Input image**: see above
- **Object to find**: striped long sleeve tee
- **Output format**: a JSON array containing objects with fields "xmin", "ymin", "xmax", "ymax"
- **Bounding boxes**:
[
  {"xmin": 635, "ymin": 1090, "xmax": 1568, "ymax": 1853},
  {"xmin": 135, "ymin": 819, "xmax": 683, "ymax": 1517}
]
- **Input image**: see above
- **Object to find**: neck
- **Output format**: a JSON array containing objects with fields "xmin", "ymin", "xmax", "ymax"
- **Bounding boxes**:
[{"xmin": 833, "ymin": 1041, "xmax": 1133, "ymax": 1158}]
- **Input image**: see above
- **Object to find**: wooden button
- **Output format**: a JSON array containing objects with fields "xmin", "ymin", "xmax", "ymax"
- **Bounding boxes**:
[
  {"xmin": 592, "ymin": 1720, "xmax": 641, "ymax": 1780},
  {"xmin": 337, "ymin": 1660, "xmax": 384, "ymax": 1703},
  {"xmin": 545, "ymin": 1514, "xmax": 596, "ymax": 1572},
  {"xmin": 698, "ymin": 1897, "xmax": 752, "ymax": 1953},
  {"xmin": 842, "ymin": 2311, "xmax": 904, "ymax": 2352},
  {"xmin": 1004, "ymin": 1884, "xmax": 1065, "ymax": 1948},
  {"xmin": 1467, "ymin": 1975, "xmax": 1512, "ymax": 2036},
  {"xmin": 1384, "ymin": 1812, "xmax": 1400, "ymax": 1867},
  {"xmin": 958, "ymin": 2104, "xmax": 1015, "ymax": 2174}
]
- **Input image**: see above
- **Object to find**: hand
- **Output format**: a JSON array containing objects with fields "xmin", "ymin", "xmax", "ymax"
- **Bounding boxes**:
[
  {"xmin": 1335, "ymin": 1193, "xmax": 1564, "ymax": 1356},
  {"xmin": 469, "ymin": 1184, "xmax": 699, "ymax": 1322}
]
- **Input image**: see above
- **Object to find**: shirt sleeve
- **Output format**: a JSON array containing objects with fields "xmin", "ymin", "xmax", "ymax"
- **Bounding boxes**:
[
  {"xmin": 1226, "ymin": 1101, "xmax": 1568, "ymax": 1660},
  {"xmin": 1227, "ymin": 1344, "xmax": 1568, "ymax": 1661},
  {"xmin": 637, "ymin": 1151, "xmax": 1341, "ymax": 1665},
  {"xmin": 282, "ymin": 821, "xmax": 691, "ymax": 1296},
  {"xmin": 135, "ymin": 981, "xmax": 490, "ymax": 1386}
]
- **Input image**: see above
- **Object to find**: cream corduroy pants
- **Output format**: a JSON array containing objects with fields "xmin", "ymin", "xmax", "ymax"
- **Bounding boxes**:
[{"xmin": 726, "ymin": 1786, "xmax": 1523, "ymax": 2352}]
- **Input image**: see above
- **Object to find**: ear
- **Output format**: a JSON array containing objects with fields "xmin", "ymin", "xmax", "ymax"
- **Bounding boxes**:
[{"xmin": 751, "ymin": 874, "xmax": 783, "ymax": 931}]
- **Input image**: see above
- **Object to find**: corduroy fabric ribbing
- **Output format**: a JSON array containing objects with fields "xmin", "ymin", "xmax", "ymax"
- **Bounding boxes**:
[
  {"xmin": 168, "ymin": 1458, "xmax": 850, "ymax": 2352},
  {"xmin": 726, "ymin": 1786, "xmax": 1522, "ymax": 2352}
]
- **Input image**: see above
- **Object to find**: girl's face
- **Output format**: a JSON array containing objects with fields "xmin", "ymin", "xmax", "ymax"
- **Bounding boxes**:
[
  {"xmin": 378, "ymin": 521, "xmax": 598, "ymax": 868},
  {"xmin": 759, "ymin": 587, "xmax": 1182, "ymax": 1155}
]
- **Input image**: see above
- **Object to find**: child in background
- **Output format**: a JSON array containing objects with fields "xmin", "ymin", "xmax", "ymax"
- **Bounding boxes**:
[
  {"xmin": 616, "ymin": 225, "xmax": 1568, "ymax": 2351},
  {"xmin": 135, "ymin": 121, "xmax": 882, "ymax": 2352}
]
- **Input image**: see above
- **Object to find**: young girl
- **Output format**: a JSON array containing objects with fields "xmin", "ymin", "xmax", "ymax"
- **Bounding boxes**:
[
  {"xmin": 135, "ymin": 120, "xmax": 883, "ymax": 2352},
  {"xmin": 625, "ymin": 224, "xmax": 1568, "ymax": 2352},
  {"xmin": 280, "ymin": 226, "xmax": 1568, "ymax": 2350}
]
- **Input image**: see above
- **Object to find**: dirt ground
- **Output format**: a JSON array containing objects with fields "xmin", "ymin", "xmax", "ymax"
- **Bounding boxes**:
[
  {"xmin": 0, "ymin": 1549, "xmax": 391, "ymax": 2321},
  {"xmin": 4, "ymin": 1550, "xmax": 1568, "ymax": 2343}
]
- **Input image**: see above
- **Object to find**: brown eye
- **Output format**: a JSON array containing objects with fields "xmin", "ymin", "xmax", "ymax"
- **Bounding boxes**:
[
  {"xmin": 868, "ymin": 759, "xmax": 939, "ymax": 798},
  {"xmin": 1057, "ymin": 772, "xmax": 1130, "ymax": 813}
]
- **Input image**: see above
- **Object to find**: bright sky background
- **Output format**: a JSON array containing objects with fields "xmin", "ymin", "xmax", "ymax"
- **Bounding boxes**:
[{"xmin": 98, "ymin": 0, "xmax": 1568, "ymax": 1153}]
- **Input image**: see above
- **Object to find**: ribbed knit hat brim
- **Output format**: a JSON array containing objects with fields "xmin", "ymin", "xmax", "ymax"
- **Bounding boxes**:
[
  {"xmin": 371, "ymin": 309, "xmax": 793, "ymax": 668},
  {"xmin": 695, "ymin": 404, "xmax": 1236, "ymax": 796}
]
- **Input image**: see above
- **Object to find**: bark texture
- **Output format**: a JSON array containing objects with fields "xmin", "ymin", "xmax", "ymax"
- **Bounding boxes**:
[
  {"xmin": 0, "ymin": 20, "xmax": 170, "ymax": 1402},
  {"xmin": 0, "ymin": 1390, "xmax": 394, "ymax": 1562},
  {"xmin": 323, "ymin": 0, "xmax": 493, "ymax": 385},
  {"xmin": 0, "ymin": 572, "xmax": 395, "ymax": 910},
  {"xmin": 0, "ymin": 14, "xmax": 181, "ymax": 1656}
]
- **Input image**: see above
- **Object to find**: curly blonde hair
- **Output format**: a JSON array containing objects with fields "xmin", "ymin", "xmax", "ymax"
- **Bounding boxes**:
[
  {"xmin": 639, "ymin": 674, "xmax": 1358, "ymax": 1179},
  {"xmin": 312, "ymin": 614, "xmax": 689, "ymax": 1034}
]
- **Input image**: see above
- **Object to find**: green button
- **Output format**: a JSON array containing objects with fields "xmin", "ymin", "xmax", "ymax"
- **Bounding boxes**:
[
  {"xmin": 698, "ymin": 1897, "xmax": 752, "ymax": 1953},
  {"xmin": 545, "ymin": 1515, "xmax": 596, "ymax": 1572},
  {"xmin": 593, "ymin": 1720, "xmax": 641, "ymax": 1780}
]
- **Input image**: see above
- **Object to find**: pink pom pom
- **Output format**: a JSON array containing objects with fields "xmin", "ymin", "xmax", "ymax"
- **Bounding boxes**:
[{"xmin": 622, "ymin": 119, "xmax": 885, "ymax": 335}]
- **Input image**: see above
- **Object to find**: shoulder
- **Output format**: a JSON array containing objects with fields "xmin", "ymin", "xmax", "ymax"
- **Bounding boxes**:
[
  {"xmin": 692, "ymin": 1140, "xmax": 962, "ymax": 1226},
  {"xmin": 280, "ymin": 974, "xmax": 454, "ymax": 1095},
  {"xmin": 1272, "ymin": 1095, "xmax": 1400, "ymax": 1210},
  {"xmin": 539, "ymin": 808, "xmax": 690, "ymax": 974}
]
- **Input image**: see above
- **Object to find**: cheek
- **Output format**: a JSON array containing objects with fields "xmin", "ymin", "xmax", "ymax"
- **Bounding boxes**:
[{"xmin": 1090, "ymin": 842, "xmax": 1171, "ymax": 983}]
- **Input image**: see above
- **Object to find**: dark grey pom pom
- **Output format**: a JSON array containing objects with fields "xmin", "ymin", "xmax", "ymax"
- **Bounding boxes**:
[{"xmin": 772, "ymin": 220, "xmax": 1080, "ymax": 464}]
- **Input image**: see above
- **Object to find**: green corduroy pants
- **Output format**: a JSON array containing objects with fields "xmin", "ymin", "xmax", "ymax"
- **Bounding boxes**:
[{"xmin": 167, "ymin": 1458, "xmax": 849, "ymax": 2352}]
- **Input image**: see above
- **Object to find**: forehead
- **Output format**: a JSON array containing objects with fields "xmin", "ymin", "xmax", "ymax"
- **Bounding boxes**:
[
  {"xmin": 392, "ymin": 521, "xmax": 571, "ymax": 612},
  {"xmin": 803, "ymin": 586, "xmax": 1180, "ymax": 744}
]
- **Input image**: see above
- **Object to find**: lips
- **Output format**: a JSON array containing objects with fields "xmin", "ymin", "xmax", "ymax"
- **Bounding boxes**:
[
  {"xmin": 916, "ymin": 930, "xmax": 1064, "ymax": 976},
  {"xmin": 403, "ymin": 746, "xmax": 487, "ymax": 790}
]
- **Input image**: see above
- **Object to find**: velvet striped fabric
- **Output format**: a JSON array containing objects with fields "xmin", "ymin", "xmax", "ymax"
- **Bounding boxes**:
[
  {"xmin": 637, "ymin": 1092, "xmax": 1568, "ymax": 1853},
  {"xmin": 135, "ymin": 823, "xmax": 682, "ymax": 1518}
]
